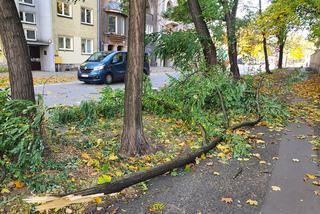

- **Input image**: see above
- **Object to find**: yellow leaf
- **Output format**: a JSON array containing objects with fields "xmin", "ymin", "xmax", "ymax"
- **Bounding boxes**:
[
  {"xmin": 95, "ymin": 197, "xmax": 102, "ymax": 204},
  {"xmin": 305, "ymin": 174, "xmax": 317, "ymax": 180},
  {"xmin": 200, "ymin": 153, "xmax": 206, "ymax": 160},
  {"xmin": 217, "ymin": 152, "xmax": 226, "ymax": 159},
  {"xmin": 221, "ymin": 197, "xmax": 233, "ymax": 204},
  {"xmin": 115, "ymin": 171, "xmax": 124, "ymax": 177},
  {"xmin": 259, "ymin": 161, "xmax": 267, "ymax": 164},
  {"xmin": 213, "ymin": 171, "xmax": 220, "ymax": 176},
  {"xmin": 14, "ymin": 181, "xmax": 25, "ymax": 189},
  {"xmin": 256, "ymin": 139, "xmax": 265, "ymax": 144},
  {"xmin": 81, "ymin": 152, "xmax": 90, "ymax": 160},
  {"xmin": 271, "ymin": 186, "xmax": 281, "ymax": 191},
  {"xmin": 246, "ymin": 199, "xmax": 258, "ymax": 206},
  {"xmin": 108, "ymin": 153, "xmax": 118, "ymax": 161},
  {"xmin": 1, "ymin": 188, "xmax": 10, "ymax": 194}
]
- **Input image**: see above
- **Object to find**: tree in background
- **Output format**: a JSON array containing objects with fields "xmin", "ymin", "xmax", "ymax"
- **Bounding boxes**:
[
  {"xmin": 120, "ymin": 0, "xmax": 150, "ymax": 156},
  {"xmin": 259, "ymin": 0, "xmax": 271, "ymax": 74},
  {"xmin": 220, "ymin": 0, "xmax": 240, "ymax": 78},
  {"xmin": 259, "ymin": 0, "xmax": 300, "ymax": 69},
  {"xmin": 0, "ymin": 0, "xmax": 35, "ymax": 102},
  {"xmin": 186, "ymin": 0, "xmax": 218, "ymax": 66}
]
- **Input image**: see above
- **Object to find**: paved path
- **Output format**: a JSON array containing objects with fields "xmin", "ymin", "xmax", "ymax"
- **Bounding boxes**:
[{"xmin": 34, "ymin": 72, "xmax": 179, "ymax": 107}]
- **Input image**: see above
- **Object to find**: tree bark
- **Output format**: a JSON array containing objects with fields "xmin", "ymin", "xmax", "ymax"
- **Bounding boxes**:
[
  {"xmin": 221, "ymin": 0, "xmax": 240, "ymax": 79},
  {"xmin": 259, "ymin": 0, "xmax": 271, "ymax": 74},
  {"xmin": 120, "ymin": 0, "xmax": 149, "ymax": 156},
  {"xmin": 262, "ymin": 35, "xmax": 271, "ymax": 73},
  {"xmin": 0, "ymin": 0, "xmax": 35, "ymax": 102},
  {"xmin": 187, "ymin": 0, "xmax": 218, "ymax": 66},
  {"xmin": 278, "ymin": 42, "xmax": 285, "ymax": 69}
]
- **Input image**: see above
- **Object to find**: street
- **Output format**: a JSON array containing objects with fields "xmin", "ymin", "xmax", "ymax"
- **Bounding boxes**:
[{"xmin": 35, "ymin": 71, "xmax": 179, "ymax": 107}]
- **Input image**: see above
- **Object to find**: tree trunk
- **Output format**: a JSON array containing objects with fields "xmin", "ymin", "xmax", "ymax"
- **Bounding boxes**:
[
  {"xmin": 187, "ymin": 0, "xmax": 218, "ymax": 66},
  {"xmin": 0, "ymin": 0, "xmax": 35, "ymax": 102},
  {"xmin": 222, "ymin": 0, "xmax": 240, "ymax": 79},
  {"xmin": 120, "ymin": 0, "xmax": 149, "ymax": 156},
  {"xmin": 259, "ymin": 0, "xmax": 271, "ymax": 74},
  {"xmin": 278, "ymin": 42, "xmax": 284, "ymax": 69},
  {"xmin": 262, "ymin": 35, "xmax": 271, "ymax": 73}
]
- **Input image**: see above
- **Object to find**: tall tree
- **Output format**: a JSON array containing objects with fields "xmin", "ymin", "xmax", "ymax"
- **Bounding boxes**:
[
  {"xmin": 187, "ymin": 0, "xmax": 218, "ymax": 66},
  {"xmin": 0, "ymin": 0, "xmax": 35, "ymax": 102},
  {"xmin": 259, "ymin": 0, "xmax": 271, "ymax": 74},
  {"xmin": 220, "ymin": 0, "xmax": 240, "ymax": 79},
  {"xmin": 120, "ymin": 0, "xmax": 149, "ymax": 156}
]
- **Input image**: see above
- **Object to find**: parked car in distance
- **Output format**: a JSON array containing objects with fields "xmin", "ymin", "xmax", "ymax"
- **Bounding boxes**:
[{"xmin": 78, "ymin": 51, "xmax": 150, "ymax": 84}]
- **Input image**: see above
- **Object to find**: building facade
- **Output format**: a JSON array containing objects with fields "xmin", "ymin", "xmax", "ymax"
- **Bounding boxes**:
[
  {"xmin": 15, "ymin": 0, "xmax": 55, "ymax": 71},
  {"xmin": 99, "ymin": 0, "xmax": 128, "ymax": 52},
  {"xmin": 52, "ymin": 0, "xmax": 98, "ymax": 71},
  {"xmin": 0, "ymin": 0, "xmax": 180, "ymax": 71}
]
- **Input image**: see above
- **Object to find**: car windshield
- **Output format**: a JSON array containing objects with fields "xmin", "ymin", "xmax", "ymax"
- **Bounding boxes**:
[{"xmin": 87, "ymin": 52, "xmax": 111, "ymax": 62}]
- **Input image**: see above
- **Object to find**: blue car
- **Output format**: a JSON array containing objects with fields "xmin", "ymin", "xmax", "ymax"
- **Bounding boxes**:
[{"xmin": 78, "ymin": 51, "xmax": 150, "ymax": 84}]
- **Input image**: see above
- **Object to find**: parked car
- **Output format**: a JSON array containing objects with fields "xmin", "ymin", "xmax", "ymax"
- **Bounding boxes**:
[{"xmin": 78, "ymin": 51, "xmax": 150, "ymax": 84}]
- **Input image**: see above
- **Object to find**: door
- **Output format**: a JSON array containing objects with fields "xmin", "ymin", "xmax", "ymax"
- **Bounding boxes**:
[
  {"xmin": 29, "ymin": 46, "xmax": 41, "ymax": 70},
  {"xmin": 110, "ymin": 53, "xmax": 126, "ymax": 80}
]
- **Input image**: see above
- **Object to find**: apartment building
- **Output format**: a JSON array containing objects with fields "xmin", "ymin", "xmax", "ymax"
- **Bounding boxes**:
[
  {"xmin": 14, "ymin": 0, "xmax": 55, "ymax": 71},
  {"xmin": 52, "ymin": 0, "xmax": 98, "ymax": 71},
  {"xmin": 99, "ymin": 0, "xmax": 128, "ymax": 52}
]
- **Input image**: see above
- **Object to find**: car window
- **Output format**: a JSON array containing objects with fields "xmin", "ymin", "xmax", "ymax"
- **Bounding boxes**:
[
  {"xmin": 87, "ymin": 52, "xmax": 111, "ymax": 62},
  {"xmin": 112, "ymin": 53, "xmax": 124, "ymax": 64}
]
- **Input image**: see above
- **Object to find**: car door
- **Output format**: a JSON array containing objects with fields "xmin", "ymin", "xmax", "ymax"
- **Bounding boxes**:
[{"xmin": 110, "ymin": 53, "xmax": 126, "ymax": 81}]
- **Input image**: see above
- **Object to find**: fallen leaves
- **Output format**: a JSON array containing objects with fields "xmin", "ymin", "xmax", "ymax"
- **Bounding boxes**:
[
  {"xmin": 312, "ymin": 181, "xmax": 320, "ymax": 186},
  {"xmin": 108, "ymin": 153, "xmax": 119, "ymax": 161},
  {"xmin": 305, "ymin": 174, "xmax": 317, "ymax": 180},
  {"xmin": 97, "ymin": 175, "xmax": 112, "ymax": 184},
  {"xmin": 246, "ymin": 199, "xmax": 258, "ymax": 206},
  {"xmin": 0, "ymin": 75, "xmax": 77, "ymax": 88},
  {"xmin": 148, "ymin": 202, "xmax": 166, "ymax": 212},
  {"xmin": 221, "ymin": 197, "xmax": 233, "ymax": 204},
  {"xmin": 213, "ymin": 171, "xmax": 220, "ymax": 176},
  {"xmin": 271, "ymin": 186, "xmax": 281, "ymax": 192},
  {"xmin": 14, "ymin": 181, "xmax": 25, "ymax": 189},
  {"xmin": 292, "ymin": 159, "xmax": 300, "ymax": 163}
]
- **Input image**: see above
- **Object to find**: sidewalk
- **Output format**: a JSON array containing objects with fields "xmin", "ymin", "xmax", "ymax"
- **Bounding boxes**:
[{"xmin": 261, "ymin": 121, "xmax": 320, "ymax": 214}]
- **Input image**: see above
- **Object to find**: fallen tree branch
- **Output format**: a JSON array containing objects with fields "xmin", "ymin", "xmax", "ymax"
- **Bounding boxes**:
[
  {"xmin": 25, "ymin": 74, "xmax": 265, "ymax": 210},
  {"xmin": 67, "ymin": 118, "xmax": 260, "ymax": 198},
  {"xmin": 216, "ymin": 88, "xmax": 229, "ymax": 129}
]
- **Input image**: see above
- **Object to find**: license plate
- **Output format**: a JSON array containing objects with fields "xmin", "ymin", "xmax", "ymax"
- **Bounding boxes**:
[{"xmin": 81, "ymin": 74, "xmax": 89, "ymax": 77}]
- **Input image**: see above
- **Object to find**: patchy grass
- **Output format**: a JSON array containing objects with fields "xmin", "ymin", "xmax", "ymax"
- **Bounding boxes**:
[{"xmin": 2, "ymin": 68, "xmax": 310, "ymax": 213}]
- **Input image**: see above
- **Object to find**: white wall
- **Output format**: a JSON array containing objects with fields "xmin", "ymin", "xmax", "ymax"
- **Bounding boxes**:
[{"xmin": 38, "ymin": 0, "xmax": 55, "ymax": 71}]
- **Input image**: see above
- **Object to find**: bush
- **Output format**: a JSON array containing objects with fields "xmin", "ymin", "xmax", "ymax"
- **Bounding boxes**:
[{"xmin": 0, "ymin": 90, "xmax": 45, "ymax": 178}]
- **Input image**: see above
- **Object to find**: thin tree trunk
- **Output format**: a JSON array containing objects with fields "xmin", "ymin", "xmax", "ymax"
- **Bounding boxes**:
[
  {"xmin": 120, "ymin": 0, "xmax": 149, "ymax": 156},
  {"xmin": 259, "ymin": 0, "xmax": 271, "ymax": 74},
  {"xmin": 187, "ymin": 0, "xmax": 218, "ymax": 66},
  {"xmin": 278, "ymin": 42, "xmax": 284, "ymax": 69},
  {"xmin": 262, "ymin": 35, "xmax": 271, "ymax": 73},
  {"xmin": 222, "ymin": 0, "xmax": 240, "ymax": 79},
  {"xmin": 0, "ymin": 0, "xmax": 35, "ymax": 102}
]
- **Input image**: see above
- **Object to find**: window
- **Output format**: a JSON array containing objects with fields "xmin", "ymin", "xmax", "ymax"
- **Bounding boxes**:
[
  {"xmin": 81, "ymin": 8, "xmax": 93, "ymax": 25},
  {"xmin": 20, "ymin": 11, "xmax": 35, "ymax": 24},
  {"xmin": 108, "ymin": 15, "xmax": 116, "ymax": 33},
  {"xmin": 24, "ymin": 29, "xmax": 36, "ymax": 41},
  {"xmin": 58, "ymin": 36, "xmax": 73, "ymax": 50},
  {"xmin": 146, "ymin": 25, "xmax": 153, "ymax": 34},
  {"xmin": 81, "ymin": 39, "xmax": 93, "ymax": 54},
  {"xmin": 57, "ymin": 1, "xmax": 72, "ymax": 17},
  {"xmin": 19, "ymin": 0, "xmax": 34, "ymax": 6},
  {"xmin": 118, "ymin": 17, "xmax": 125, "ymax": 35}
]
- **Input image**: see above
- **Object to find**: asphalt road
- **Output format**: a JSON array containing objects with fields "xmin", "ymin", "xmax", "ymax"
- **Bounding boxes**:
[{"xmin": 34, "ymin": 72, "xmax": 179, "ymax": 107}]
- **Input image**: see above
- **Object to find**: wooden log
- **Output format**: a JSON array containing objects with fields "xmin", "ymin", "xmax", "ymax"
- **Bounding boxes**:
[{"xmin": 62, "ymin": 117, "xmax": 260, "ymax": 197}]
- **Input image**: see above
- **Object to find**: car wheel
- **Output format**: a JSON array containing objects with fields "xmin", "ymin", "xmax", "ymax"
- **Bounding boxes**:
[
  {"xmin": 105, "ymin": 74, "xmax": 113, "ymax": 84},
  {"xmin": 84, "ymin": 81, "xmax": 90, "ymax": 84}
]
